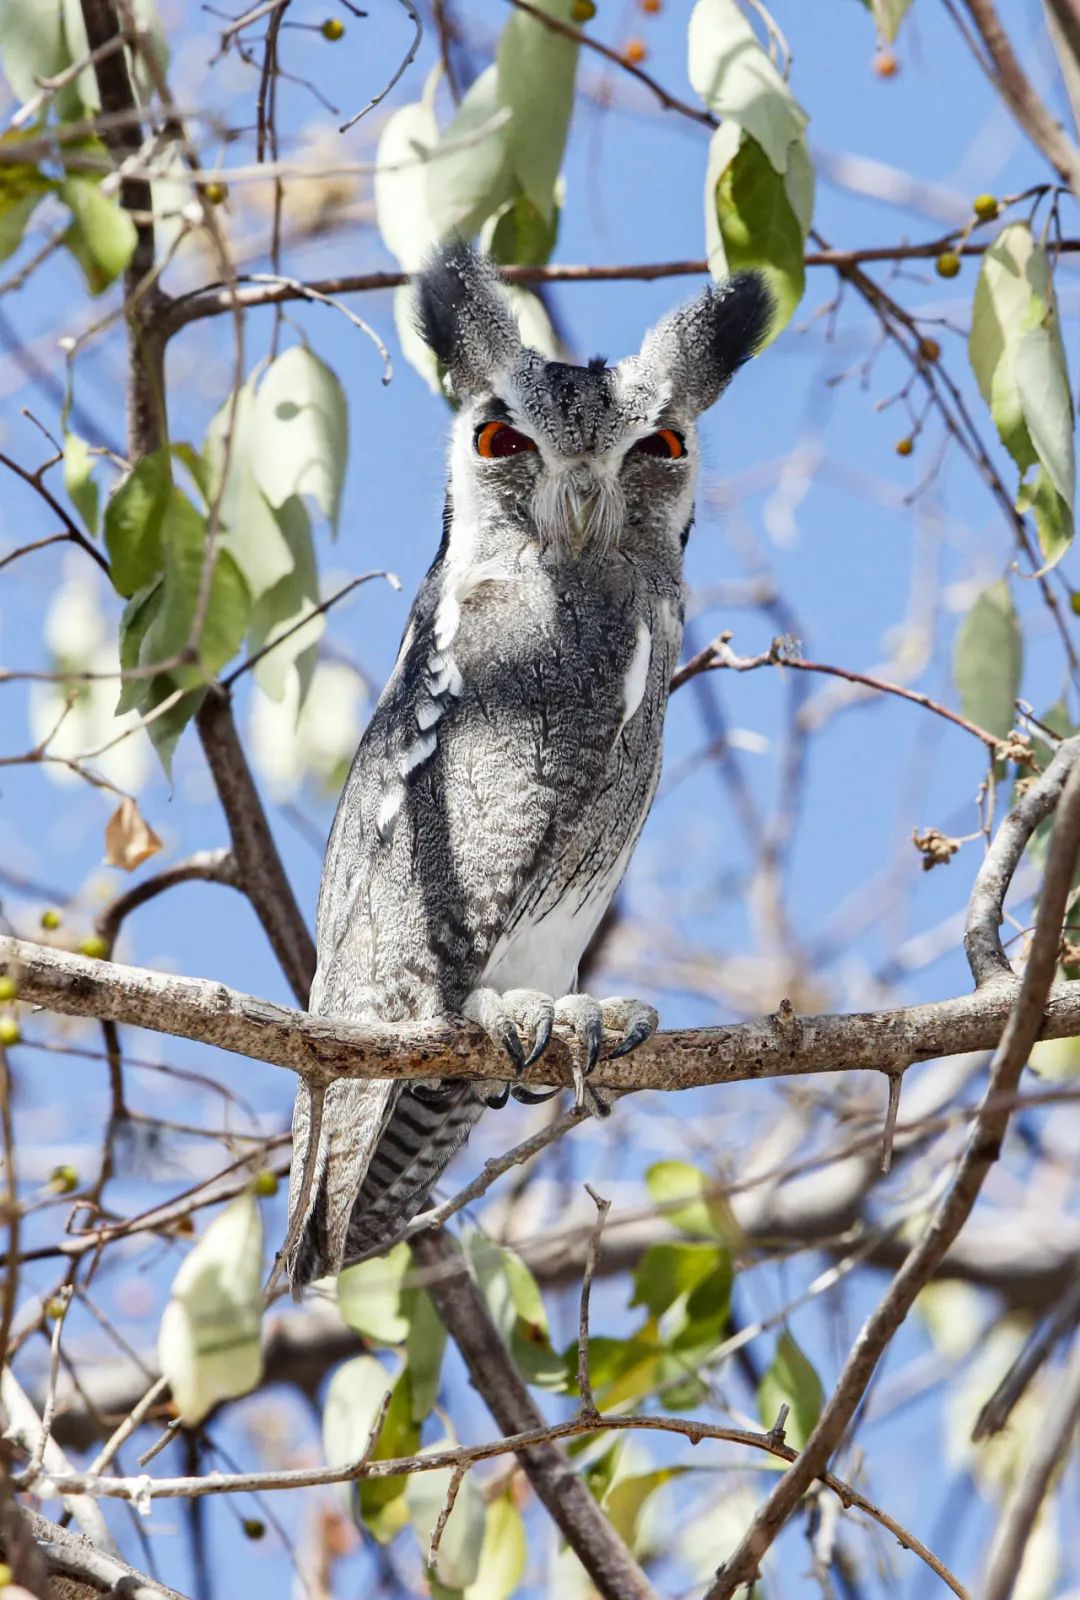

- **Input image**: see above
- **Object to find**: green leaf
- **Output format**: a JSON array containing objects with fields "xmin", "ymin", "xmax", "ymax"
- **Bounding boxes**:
[
  {"xmin": 63, "ymin": 431, "xmax": 99, "ymax": 535},
  {"xmin": 60, "ymin": 174, "xmax": 137, "ymax": 293},
  {"xmin": 403, "ymin": 1282, "xmax": 447, "ymax": 1423},
  {"xmin": 1017, "ymin": 466, "xmax": 1073, "ymax": 570},
  {"xmin": 463, "ymin": 1232, "xmax": 568, "ymax": 1389},
  {"xmin": 1029, "ymin": 1033, "xmax": 1080, "ymax": 1079},
  {"xmin": 157, "ymin": 1194, "xmax": 264, "ymax": 1424},
  {"xmin": 0, "ymin": 0, "xmax": 70, "ymax": 101},
  {"xmin": 427, "ymin": 67, "xmax": 514, "ymax": 243},
  {"xmin": 115, "ymin": 580, "xmax": 163, "ymax": 715},
  {"xmin": 406, "ymin": 1440, "xmax": 486, "ymax": 1590},
  {"xmin": 375, "ymin": 98, "xmax": 440, "ymax": 270},
  {"xmin": 485, "ymin": 192, "xmax": 559, "ymax": 268},
  {"xmin": 0, "ymin": 139, "xmax": 54, "ymax": 262},
  {"xmin": 143, "ymin": 680, "xmax": 207, "ymax": 779},
  {"xmin": 645, "ymin": 1160, "xmax": 718, "ymax": 1236},
  {"xmin": 338, "ymin": 1242, "xmax": 411, "ymax": 1344},
  {"xmin": 104, "ymin": 450, "xmax": 171, "ymax": 598},
  {"xmin": 630, "ymin": 1240, "xmax": 732, "ymax": 1356},
  {"xmin": 463, "ymin": 1493, "xmax": 527, "ymax": 1600},
  {"xmin": 953, "ymin": 580, "xmax": 1022, "ymax": 741},
  {"xmin": 251, "ymin": 345, "xmax": 348, "ymax": 533},
  {"xmin": 323, "ymin": 1354, "xmax": 396, "ymax": 1518},
  {"xmin": 757, "ymin": 1329, "xmax": 823, "ymax": 1450},
  {"xmin": 359, "ymin": 1368, "xmax": 421, "ymax": 1539},
  {"xmin": 688, "ymin": 0, "xmax": 808, "ymax": 172},
  {"xmin": 868, "ymin": 0, "xmax": 913, "ymax": 43},
  {"xmin": 204, "ymin": 375, "xmax": 297, "ymax": 600},
  {"xmin": 603, "ymin": 1466, "xmax": 679, "ymax": 1555},
  {"xmin": 496, "ymin": 0, "xmax": 579, "ymax": 220},
  {"xmin": 706, "ymin": 126, "xmax": 807, "ymax": 340},
  {"xmin": 140, "ymin": 489, "xmax": 251, "ymax": 685},
  {"xmin": 1014, "ymin": 322, "xmax": 1075, "ymax": 512},
  {"xmin": 246, "ymin": 495, "xmax": 324, "ymax": 705},
  {"xmin": 970, "ymin": 224, "xmax": 1045, "ymax": 473}
]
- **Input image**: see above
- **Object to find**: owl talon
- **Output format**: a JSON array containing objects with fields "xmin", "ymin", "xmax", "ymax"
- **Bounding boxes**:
[
  {"xmin": 510, "ymin": 1082, "xmax": 562, "ymax": 1105},
  {"xmin": 483, "ymin": 1082, "xmax": 512, "ymax": 1110},
  {"xmin": 601, "ymin": 997, "xmax": 660, "ymax": 1059}
]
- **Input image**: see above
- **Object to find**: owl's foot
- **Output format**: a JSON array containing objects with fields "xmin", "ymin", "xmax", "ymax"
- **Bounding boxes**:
[{"xmin": 463, "ymin": 987, "xmax": 658, "ymax": 1112}]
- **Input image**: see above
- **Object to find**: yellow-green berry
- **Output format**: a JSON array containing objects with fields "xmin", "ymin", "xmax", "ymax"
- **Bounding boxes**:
[
  {"xmin": 0, "ymin": 977, "xmax": 15, "ymax": 1003},
  {"xmin": 0, "ymin": 1018, "xmax": 20, "ymax": 1048},
  {"xmin": 253, "ymin": 1170, "xmax": 279, "ymax": 1198},
  {"xmin": 935, "ymin": 251, "xmax": 961, "ymax": 279},
  {"xmin": 571, "ymin": 0, "xmax": 596, "ymax": 18},
  {"xmin": 0, "ymin": 1562, "xmax": 13, "ymax": 1587},
  {"xmin": 50, "ymin": 1165, "xmax": 78, "ymax": 1194},
  {"xmin": 1071, "ymin": 592, "xmax": 1080, "ymax": 616},
  {"xmin": 242, "ymin": 1518, "xmax": 266, "ymax": 1541},
  {"xmin": 202, "ymin": 181, "xmax": 228, "ymax": 206},
  {"xmin": 45, "ymin": 1297, "xmax": 67, "ymax": 1321},
  {"xmin": 895, "ymin": 437, "xmax": 914, "ymax": 458},
  {"xmin": 78, "ymin": 934, "xmax": 109, "ymax": 960},
  {"xmin": 321, "ymin": 16, "xmax": 345, "ymax": 39},
  {"xmin": 40, "ymin": 909, "xmax": 62, "ymax": 931},
  {"xmin": 973, "ymin": 193, "xmax": 999, "ymax": 222}
]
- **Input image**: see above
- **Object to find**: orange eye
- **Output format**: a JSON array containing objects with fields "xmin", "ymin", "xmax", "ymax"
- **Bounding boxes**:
[
  {"xmin": 629, "ymin": 429, "xmax": 685, "ymax": 460},
  {"xmin": 475, "ymin": 420, "xmax": 538, "ymax": 458}
]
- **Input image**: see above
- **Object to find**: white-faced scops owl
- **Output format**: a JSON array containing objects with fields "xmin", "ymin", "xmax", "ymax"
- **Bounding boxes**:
[{"xmin": 286, "ymin": 243, "xmax": 771, "ymax": 1289}]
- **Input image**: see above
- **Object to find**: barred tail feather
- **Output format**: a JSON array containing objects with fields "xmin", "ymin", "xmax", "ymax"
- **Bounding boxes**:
[{"xmin": 286, "ymin": 1076, "xmax": 485, "ymax": 1290}]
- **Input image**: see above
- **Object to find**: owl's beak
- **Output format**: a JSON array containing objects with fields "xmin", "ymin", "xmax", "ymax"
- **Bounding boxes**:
[{"xmin": 533, "ymin": 463, "xmax": 624, "ymax": 561}]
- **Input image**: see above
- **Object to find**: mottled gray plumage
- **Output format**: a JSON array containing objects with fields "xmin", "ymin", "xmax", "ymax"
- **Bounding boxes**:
[{"xmin": 286, "ymin": 244, "xmax": 771, "ymax": 1289}]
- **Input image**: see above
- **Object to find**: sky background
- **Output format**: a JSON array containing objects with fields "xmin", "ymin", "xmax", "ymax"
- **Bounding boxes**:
[{"xmin": 2, "ymin": 0, "xmax": 1079, "ymax": 1594}]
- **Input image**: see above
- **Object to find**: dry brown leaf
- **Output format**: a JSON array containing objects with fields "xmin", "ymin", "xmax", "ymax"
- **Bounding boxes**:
[{"xmin": 104, "ymin": 796, "xmax": 163, "ymax": 871}]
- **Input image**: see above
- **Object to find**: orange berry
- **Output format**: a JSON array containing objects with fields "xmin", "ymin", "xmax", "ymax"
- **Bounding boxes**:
[
  {"xmin": 895, "ymin": 437, "xmax": 914, "ymax": 458},
  {"xmin": 570, "ymin": 0, "xmax": 596, "ymax": 18},
  {"xmin": 624, "ymin": 37, "xmax": 647, "ymax": 63},
  {"xmin": 873, "ymin": 50, "xmax": 898, "ymax": 78},
  {"xmin": 641, "ymin": 0, "xmax": 661, "ymax": 12},
  {"xmin": 918, "ymin": 337, "xmax": 941, "ymax": 363}
]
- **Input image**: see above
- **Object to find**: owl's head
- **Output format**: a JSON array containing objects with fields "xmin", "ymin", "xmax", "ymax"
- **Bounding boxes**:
[{"xmin": 415, "ymin": 242, "xmax": 771, "ymax": 565}]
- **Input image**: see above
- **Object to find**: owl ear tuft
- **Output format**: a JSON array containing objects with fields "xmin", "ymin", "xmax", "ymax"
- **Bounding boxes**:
[
  {"xmin": 638, "ymin": 272, "xmax": 774, "ymax": 417},
  {"xmin": 413, "ymin": 241, "xmax": 522, "ymax": 396}
]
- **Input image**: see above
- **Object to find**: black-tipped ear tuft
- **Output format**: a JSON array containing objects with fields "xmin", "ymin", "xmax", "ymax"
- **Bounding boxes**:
[
  {"xmin": 637, "ymin": 270, "xmax": 774, "ymax": 417},
  {"xmin": 413, "ymin": 241, "xmax": 522, "ymax": 397}
]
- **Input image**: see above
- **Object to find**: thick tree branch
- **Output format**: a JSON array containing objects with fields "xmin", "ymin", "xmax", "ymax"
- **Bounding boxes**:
[
  {"xmin": 8, "ymin": 933, "xmax": 1080, "ymax": 1092},
  {"xmin": 704, "ymin": 739, "xmax": 1080, "ymax": 1597},
  {"xmin": 409, "ymin": 1228, "xmax": 660, "ymax": 1600},
  {"xmin": 12, "ymin": 1506, "xmax": 188, "ymax": 1600}
]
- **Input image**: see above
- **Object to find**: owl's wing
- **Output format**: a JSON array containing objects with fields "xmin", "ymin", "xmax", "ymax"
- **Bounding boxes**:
[{"xmin": 288, "ymin": 555, "xmax": 635, "ymax": 1286}]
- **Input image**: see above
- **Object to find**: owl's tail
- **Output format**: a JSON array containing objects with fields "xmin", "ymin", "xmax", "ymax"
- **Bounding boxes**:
[{"xmin": 285, "ymin": 1076, "xmax": 485, "ymax": 1291}]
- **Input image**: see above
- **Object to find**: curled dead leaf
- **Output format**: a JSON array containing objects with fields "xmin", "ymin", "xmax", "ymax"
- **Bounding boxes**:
[{"xmin": 104, "ymin": 796, "xmax": 163, "ymax": 871}]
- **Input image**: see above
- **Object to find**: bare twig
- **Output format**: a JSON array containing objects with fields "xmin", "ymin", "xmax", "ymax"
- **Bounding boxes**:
[{"xmin": 577, "ymin": 1185, "xmax": 610, "ymax": 1419}]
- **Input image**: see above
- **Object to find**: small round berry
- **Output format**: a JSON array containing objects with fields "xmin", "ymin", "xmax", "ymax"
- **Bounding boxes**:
[
  {"xmin": 570, "ymin": 0, "xmax": 596, "ymax": 19},
  {"xmin": 50, "ymin": 1165, "xmax": 78, "ymax": 1194},
  {"xmin": 40, "ymin": 909, "xmax": 61, "ymax": 931},
  {"xmin": 873, "ymin": 50, "xmax": 898, "ymax": 78},
  {"xmin": 202, "ymin": 181, "xmax": 228, "ymax": 206},
  {"xmin": 895, "ymin": 437, "xmax": 914, "ymax": 458},
  {"xmin": 45, "ymin": 1297, "xmax": 67, "ymax": 1321},
  {"xmin": 242, "ymin": 1518, "xmax": 266, "ymax": 1541},
  {"xmin": 641, "ymin": 0, "xmax": 661, "ymax": 12},
  {"xmin": 253, "ymin": 1170, "xmax": 279, "ymax": 1198},
  {"xmin": 973, "ymin": 193, "xmax": 999, "ymax": 222},
  {"xmin": 0, "ymin": 1018, "xmax": 21, "ymax": 1048},
  {"xmin": 79, "ymin": 934, "xmax": 109, "ymax": 960},
  {"xmin": 936, "ymin": 251, "xmax": 961, "ymax": 279},
  {"xmin": 321, "ymin": 17, "xmax": 345, "ymax": 40},
  {"xmin": 918, "ymin": 337, "xmax": 941, "ymax": 363},
  {"xmin": 0, "ymin": 978, "xmax": 15, "ymax": 1003},
  {"xmin": 1071, "ymin": 592, "xmax": 1080, "ymax": 616},
  {"xmin": 623, "ymin": 37, "xmax": 647, "ymax": 63},
  {"xmin": 0, "ymin": 1562, "xmax": 13, "ymax": 1588}
]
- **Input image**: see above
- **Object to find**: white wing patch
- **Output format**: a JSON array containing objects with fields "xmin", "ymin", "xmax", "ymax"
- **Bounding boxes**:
[
  {"xmin": 376, "ymin": 785, "xmax": 403, "ymax": 837},
  {"xmin": 400, "ymin": 729, "xmax": 438, "ymax": 778},
  {"xmin": 619, "ymin": 620, "xmax": 652, "ymax": 733}
]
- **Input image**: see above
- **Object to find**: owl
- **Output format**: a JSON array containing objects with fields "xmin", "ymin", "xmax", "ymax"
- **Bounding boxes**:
[{"xmin": 286, "ymin": 243, "xmax": 771, "ymax": 1288}]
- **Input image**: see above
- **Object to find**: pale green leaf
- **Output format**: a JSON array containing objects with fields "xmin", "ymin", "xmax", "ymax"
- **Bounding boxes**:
[
  {"xmin": 157, "ymin": 1193, "xmax": 264, "ymax": 1424},
  {"xmin": 337, "ymin": 1242, "xmax": 411, "ymax": 1344},
  {"xmin": 406, "ymin": 1441, "xmax": 486, "ymax": 1590},
  {"xmin": 953, "ymin": 580, "xmax": 1022, "ymax": 741},
  {"xmin": 1017, "ymin": 466, "xmax": 1073, "ymax": 571},
  {"xmin": 0, "ymin": 141, "xmax": 54, "ymax": 262},
  {"xmin": 757, "ymin": 1329, "xmax": 823, "ymax": 1450},
  {"xmin": 60, "ymin": 174, "xmax": 137, "ymax": 293},
  {"xmin": 247, "ymin": 495, "xmax": 324, "ymax": 705},
  {"xmin": 688, "ymin": 0, "xmax": 808, "ymax": 173},
  {"xmin": 629, "ymin": 1240, "xmax": 732, "ymax": 1353},
  {"xmin": 251, "ymin": 345, "xmax": 348, "ymax": 532},
  {"xmin": 104, "ymin": 450, "xmax": 171, "ymax": 598},
  {"xmin": 706, "ymin": 127, "xmax": 804, "ymax": 340},
  {"xmin": 1015, "ymin": 322, "xmax": 1075, "ymax": 511},
  {"xmin": 782, "ymin": 133, "xmax": 815, "ymax": 236},
  {"xmin": 0, "ymin": 0, "xmax": 69, "ymax": 101},
  {"xmin": 360, "ymin": 1369, "xmax": 421, "ymax": 1539},
  {"xmin": 645, "ymin": 1161, "xmax": 716, "ymax": 1236},
  {"xmin": 503, "ymin": 285, "xmax": 560, "ymax": 359},
  {"xmin": 394, "ymin": 284, "xmax": 444, "ymax": 394},
  {"xmin": 323, "ymin": 1354, "xmax": 396, "ymax": 1518},
  {"xmin": 403, "ymin": 1282, "xmax": 447, "ymax": 1422},
  {"xmin": 427, "ymin": 67, "xmax": 514, "ymax": 243},
  {"xmin": 203, "ymin": 375, "xmax": 295, "ymax": 600},
  {"xmin": 463, "ymin": 1231, "xmax": 567, "ymax": 1389},
  {"xmin": 969, "ymin": 223, "xmax": 1044, "ymax": 472},
  {"xmin": 869, "ymin": 0, "xmax": 914, "ymax": 44},
  {"xmin": 63, "ymin": 431, "xmax": 99, "ymax": 535},
  {"xmin": 60, "ymin": 0, "xmax": 167, "ymax": 109},
  {"xmin": 375, "ymin": 99, "xmax": 440, "ymax": 270},
  {"xmin": 115, "ymin": 580, "xmax": 163, "ymax": 715},
  {"xmin": 496, "ymin": 0, "xmax": 579, "ymax": 220},
  {"xmin": 1030, "ymin": 1033, "xmax": 1080, "ymax": 1078},
  {"xmin": 603, "ymin": 1467, "xmax": 678, "ymax": 1556},
  {"xmin": 463, "ymin": 1493, "xmax": 527, "ymax": 1600},
  {"xmin": 484, "ymin": 191, "xmax": 559, "ymax": 268}
]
